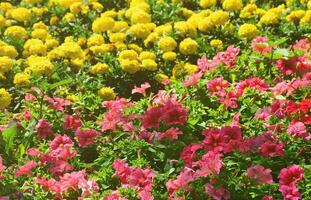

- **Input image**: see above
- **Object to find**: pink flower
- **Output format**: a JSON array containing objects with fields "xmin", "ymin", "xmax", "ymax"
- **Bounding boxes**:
[
  {"xmin": 75, "ymin": 128, "xmax": 100, "ymax": 148},
  {"xmin": 287, "ymin": 121, "xmax": 310, "ymax": 140},
  {"xmin": 23, "ymin": 110, "xmax": 32, "ymax": 121},
  {"xmin": 205, "ymin": 183, "xmax": 230, "ymax": 200},
  {"xmin": 182, "ymin": 72, "xmax": 202, "ymax": 87},
  {"xmin": 180, "ymin": 143, "xmax": 203, "ymax": 166},
  {"xmin": 14, "ymin": 160, "xmax": 37, "ymax": 177},
  {"xmin": 63, "ymin": 115, "xmax": 81, "ymax": 131},
  {"xmin": 45, "ymin": 97, "xmax": 71, "ymax": 112},
  {"xmin": 166, "ymin": 167, "xmax": 195, "ymax": 194},
  {"xmin": 25, "ymin": 93, "xmax": 36, "ymax": 101},
  {"xmin": 235, "ymin": 77, "xmax": 269, "ymax": 97},
  {"xmin": 26, "ymin": 148, "xmax": 40, "ymax": 157},
  {"xmin": 278, "ymin": 165, "xmax": 304, "ymax": 186},
  {"xmin": 260, "ymin": 141, "xmax": 284, "ymax": 157},
  {"xmin": 193, "ymin": 151, "xmax": 223, "ymax": 177},
  {"xmin": 276, "ymin": 56, "xmax": 311, "ymax": 76},
  {"xmin": 139, "ymin": 129, "xmax": 154, "ymax": 143},
  {"xmin": 161, "ymin": 101, "xmax": 188, "ymax": 126},
  {"xmin": 251, "ymin": 36, "xmax": 272, "ymax": 54},
  {"xmin": 206, "ymin": 76, "xmax": 230, "ymax": 97},
  {"xmin": 202, "ymin": 128, "xmax": 225, "ymax": 152},
  {"xmin": 292, "ymin": 39, "xmax": 310, "ymax": 51},
  {"xmin": 142, "ymin": 107, "xmax": 162, "ymax": 129},
  {"xmin": 279, "ymin": 184, "xmax": 301, "ymax": 200},
  {"xmin": 35, "ymin": 119, "xmax": 54, "ymax": 139},
  {"xmin": 222, "ymin": 91, "xmax": 238, "ymax": 109},
  {"xmin": 247, "ymin": 165, "xmax": 273, "ymax": 185},
  {"xmin": 158, "ymin": 127, "xmax": 182, "ymax": 141},
  {"xmin": 262, "ymin": 195, "xmax": 274, "ymax": 200},
  {"xmin": 214, "ymin": 46, "xmax": 240, "ymax": 68},
  {"xmin": 132, "ymin": 82, "xmax": 151, "ymax": 96},
  {"xmin": 0, "ymin": 156, "xmax": 5, "ymax": 179}
]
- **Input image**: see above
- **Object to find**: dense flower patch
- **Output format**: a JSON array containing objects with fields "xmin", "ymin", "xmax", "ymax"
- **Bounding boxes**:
[{"xmin": 0, "ymin": 0, "xmax": 310, "ymax": 199}]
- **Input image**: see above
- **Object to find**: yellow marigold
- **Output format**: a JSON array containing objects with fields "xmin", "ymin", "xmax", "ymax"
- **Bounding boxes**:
[
  {"xmin": 155, "ymin": 73, "xmax": 169, "ymax": 82},
  {"xmin": 187, "ymin": 14, "xmax": 205, "ymax": 29},
  {"xmin": 158, "ymin": 36, "xmax": 177, "ymax": 52},
  {"xmin": 144, "ymin": 32, "xmax": 159, "ymax": 47},
  {"xmin": 154, "ymin": 24, "xmax": 172, "ymax": 35},
  {"xmin": 120, "ymin": 59, "xmax": 140, "ymax": 74},
  {"xmin": 70, "ymin": 2, "xmax": 83, "ymax": 15},
  {"xmin": 286, "ymin": 10, "xmax": 306, "ymax": 23},
  {"xmin": 13, "ymin": 73, "xmax": 30, "ymax": 85},
  {"xmin": 184, "ymin": 63, "xmax": 197, "ymax": 75},
  {"xmin": 179, "ymin": 38, "xmax": 198, "ymax": 55},
  {"xmin": 259, "ymin": 12, "xmax": 279, "ymax": 25},
  {"xmin": 22, "ymin": 0, "xmax": 42, "ymax": 4},
  {"xmin": 25, "ymin": 56, "xmax": 54, "ymax": 76},
  {"xmin": 101, "ymin": 10, "xmax": 117, "ymax": 18},
  {"xmin": 0, "ymin": 45, "xmax": 18, "ymax": 58},
  {"xmin": 89, "ymin": 2, "xmax": 104, "ymax": 11},
  {"xmin": 92, "ymin": 17, "xmax": 115, "ymax": 33},
  {"xmin": 141, "ymin": 59, "xmax": 157, "ymax": 71},
  {"xmin": 119, "ymin": 50, "xmax": 138, "ymax": 60},
  {"xmin": 23, "ymin": 39, "xmax": 47, "ymax": 56},
  {"xmin": 55, "ymin": 0, "xmax": 81, "ymax": 8},
  {"xmin": 198, "ymin": 17, "xmax": 215, "ymax": 32},
  {"xmin": 222, "ymin": 0, "xmax": 243, "ymax": 11},
  {"xmin": 139, "ymin": 51, "xmax": 156, "ymax": 61},
  {"xmin": 162, "ymin": 51, "xmax": 176, "ymax": 61},
  {"xmin": 4, "ymin": 26, "xmax": 28, "ymax": 40},
  {"xmin": 174, "ymin": 21, "xmax": 197, "ymax": 37},
  {"xmin": 0, "ymin": 56, "xmax": 13, "ymax": 73},
  {"xmin": 111, "ymin": 21, "xmax": 129, "ymax": 32},
  {"xmin": 210, "ymin": 39, "xmax": 223, "ymax": 49},
  {"xmin": 66, "ymin": 94, "xmax": 78, "ymax": 102},
  {"xmin": 33, "ymin": 21, "xmax": 48, "ymax": 30},
  {"xmin": 209, "ymin": 10, "xmax": 229, "ymax": 26},
  {"xmin": 308, "ymin": 1, "xmax": 311, "ymax": 9},
  {"xmin": 0, "ymin": 15, "xmax": 6, "ymax": 26},
  {"xmin": 31, "ymin": 29, "xmax": 48, "ymax": 41},
  {"xmin": 109, "ymin": 33, "xmax": 126, "ymax": 43},
  {"xmin": 238, "ymin": 24, "xmax": 259, "ymax": 39},
  {"xmin": 240, "ymin": 4, "xmax": 258, "ymax": 18},
  {"xmin": 128, "ymin": 23, "xmax": 151, "ymax": 39},
  {"xmin": 58, "ymin": 41, "xmax": 84, "ymax": 59},
  {"xmin": 128, "ymin": 43, "xmax": 143, "ymax": 53},
  {"xmin": 45, "ymin": 38, "xmax": 59, "ymax": 49},
  {"xmin": 0, "ymin": 88, "xmax": 11, "ymax": 109},
  {"xmin": 181, "ymin": 8, "xmax": 195, "ymax": 18},
  {"xmin": 131, "ymin": 10, "xmax": 151, "ymax": 24},
  {"xmin": 199, "ymin": 0, "xmax": 217, "ymax": 8},
  {"xmin": 90, "ymin": 63, "xmax": 109, "ymax": 75},
  {"xmin": 114, "ymin": 42, "xmax": 127, "ymax": 50},
  {"xmin": 0, "ymin": 2, "xmax": 13, "ymax": 13},
  {"xmin": 63, "ymin": 13, "xmax": 75, "ymax": 22},
  {"xmin": 89, "ymin": 44, "xmax": 114, "ymax": 54},
  {"xmin": 301, "ymin": 10, "xmax": 311, "ymax": 24},
  {"xmin": 32, "ymin": 7, "xmax": 47, "ymax": 16},
  {"xmin": 87, "ymin": 34, "xmax": 105, "ymax": 47},
  {"xmin": 70, "ymin": 58, "xmax": 84, "ymax": 69},
  {"xmin": 9, "ymin": 7, "xmax": 31, "ymax": 22}
]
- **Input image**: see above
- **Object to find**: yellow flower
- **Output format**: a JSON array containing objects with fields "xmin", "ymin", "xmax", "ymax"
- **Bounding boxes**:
[
  {"xmin": 301, "ymin": 10, "xmax": 311, "ymax": 24},
  {"xmin": 101, "ymin": 10, "xmax": 118, "ymax": 18},
  {"xmin": 0, "ymin": 88, "xmax": 11, "ymax": 109},
  {"xmin": 199, "ymin": 0, "xmax": 217, "ymax": 8},
  {"xmin": 23, "ymin": 39, "xmax": 47, "ymax": 56},
  {"xmin": 58, "ymin": 41, "xmax": 84, "ymax": 59},
  {"xmin": 0, "ymin": 2, "xmax": 13, "ymax": 13},
  {"xmin": 131, "ymin": 10, "xmax": 151, "ymax": 24},
  {"xmin": 139, "ymin": 51, "xmax": 156, "ymax": 61},
  {"xmin": 184, "ymin": 63, "xmax": 197, "ymax": 74},
  {"xmin": 128, "ymin": 43, "xmax": 143, "ymax": 53},
  {"xmin": 179, "ymin": 38, "xmax": 198, "ymax": 55},
  {"xmin": 286, "ymin": 10, "xmax": 306, "ymax": 24},
  {"xmin": 162, "ymin": 51, "xmax": 177, "ymax": 61},
  {"xmin": 174, "ymin": 21, "xmax": 197, "ymax": 37},
  {"xmin": 120, "ymin": 59, "xmax": 140, "ymax": 74},
  {"xmin": 144, "ymin": 32, "xmax": 159, "ymax": 47},
  {"xmin": 119, "ymin": 50, "xmax": 138, "ymax": 60},
  {"xmin": 210, "ymin": 39, "xmax": 223, "ymax": 49},
  {"xmin": 25, "ymin": 56, "xmax": 54, "ymax": 76},
  {"xmin": 32, "ymin": 7, "xmax": 47, "ymax": 16},
  {"xmin": 155, "ymin": 73, "xmax": 169, "ymax": 82},
  {"xmin": 198, "ymin": 17, "xmax": 215, "ymax": 32},
  {"xmin": 128, "ymin": 23, "xmax": 152, "ymax": 39},
  {"xmin": 0, "ymin": 45, "xmax": 18, "ymax": 58},
  {"xmin": 92, "ymin": 17, "xmax": 115, "ymax": 33},
  {"xmin": 9, "ymin": 7, "xmax": 31, "ymax": 22},
  {"xmin": 222, "ymin": 0, "xmax": 243, "ymax": 11},
  {"xmin": 238, "ymin": 24, "xmax": 259, "ymax": 39},
  {"xmin": 259, "ymin": 12, "xmax": 279, "ymax": 25},
  {"xmin": 87, "ymin": 34, "xmax": 105, "ymax": 47},
  {"xmin": 308, "ymin": 1, "xmax": 311, "ymax": 9},
  {"xmin": 13, "ymin": 73, "xmax": 30, "ymax": 85},
  {"xmin": 240, "ymin": 4, "xmax": 258, "ymax": 18},
  {"xmin": 89, "ymin": 44, "xmax": 114, "ymax": 54},
  {"xmin": 141, "ymin": 59, "xmax": 157, "ymax": 71},
  {"xmin": 209, "ymin": 10, "xmax": 229, "ymax": 26},
  {"xmin": 33, "ymin": 21, "xmax": 48, "ymax": 30},
  {"xmin": 45, "ymin": 38, "xmax": 59, "ymax": 49},
  {"xmin": 66, "ymin": 94, "xmax": 78, "ymax": 102},
  {"xmin": 154, "ymin": 24, "xmax": 172, "ymax": 35},
  {"xmin": 90, "ymin": 63, "xmax": 109, "ymax": 75},
  {"xmin": 70, "ymin": 2, "xmax": 83, "ymax": 15},
  {"xmin": 109, "ymin": 33, "xmax": 126, "ymax": 43},
  {"xmin": 70, "ymin": 58, "xmax": 84, "ymax": 69},
  {"xmin": 4, "ymin": 26, "xmax": 28, "ymax": 40},
  {"xmin": 0, "ymin": 56, "xmax": 13, "ymax": 73},
  {"xmin": 22, "ymin": 0, "xmax": 42, "ymax": 4},
  {"xmin": 158, "ymin": 36, "xmax": 177, "ymax": 52},
  {"xmin": 98, "ymin": 87, "xmax": 116, "ymax": 100},
  {"xmin": 111, "ymin": 21, "xmax": 129, "ymax": 32},
  {"xmin": 31, "ymin": 29, "xmax": 48, "ymax": 41}
]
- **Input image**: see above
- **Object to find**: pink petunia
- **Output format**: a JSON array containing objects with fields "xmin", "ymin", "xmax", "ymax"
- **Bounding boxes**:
[
  {"xmin": 182, "ymin": 72, "xmax": 202, "ymax": 87},
  {"xmin": 26, "ymin": 148, "xmax": 40, "ymax": 157},
  {"xmin": 180, "ymin": 143, "xmax": 203, "ymax": 166},
  {"xmin": 166, "ymin": 167, "xmax": 195, "ymax": 194},
  {"xmin": 193, "ymin": 151, "xmax": 223, "ymax": 177},
  {"xmin": 279, "ymin": 184, "xmax": 301, "ymax": 200},
  {"xmin": 35, "ymin": 119, "xmax": 54, "ymax": 139},
  {"xmin": 0, "ymin": 155, "xmax": 5, "ymax": 179},
  {"xmin": 205, "ymin": 183, "xmax": 230, "ymax": 200},
  {"xmin": 278, "ymin": 165, "xmax": 304, "ymax": 186},
  {"xmin": 206, "ymin": 76, "xmax": 230, "ymax": 97},
  {"xmin": 132, "ymin": 82, "xmax": 151, "ymax": 96},
  {"xmin": 24, "ymin": 93, "xmax": 37, "ymax": 101},
  {"xmin": 45, "ymin": 97, "xmax": 71, "ymax": 112},
  {"xmin": 14, "ymin": 160, "xmax": 37, "ymax": 177},
  {"xmin": 262, "ymin": 195, "xmax": 274, "ymax": 200},
  {"xmin": 63, "ymin": 115, "xmax": 82, "ymax": 131},
  {"xmin": 260, "ymin": 141, "xmax": 284, "ymax": 157},
  {"xmin": 158, "ymin": 127, "xmax": 182, "ymax": 141},
  {"xmin": 287, "ymin": 121, "xmax": 310, "ymax": 140},
  {"xmin": 251, "ymin": 36, "xmax": 272, "ymax": 54},
  {"xmin": 247, "ymin": 165, "xmax": 273, "ymax": 185},
  {"xmin": 75, "ymin": 128, "xmax": 100, "ymax": 148}
]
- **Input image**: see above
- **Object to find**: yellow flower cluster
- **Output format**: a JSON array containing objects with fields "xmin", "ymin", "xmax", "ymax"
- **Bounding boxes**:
[
  {"xmin": 98, "ymin": 87, "xmax": 116, "ymax": 100},
  {"xmin": 0, "ymin": 88, "xmax": 11, "ymax": 109},
  {"xmin": 238, "ymin": 24, "xmax": 259, "ymax": 39}
]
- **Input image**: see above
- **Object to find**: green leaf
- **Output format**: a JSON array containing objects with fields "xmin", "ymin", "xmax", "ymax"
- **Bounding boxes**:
[
  {"xmin": 273, "ymin": 48, "xmax": 290, "ymax": 59},
  {"xmin": 2, "ymin": 122, "xmax": 18, "ymax": 155}
]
